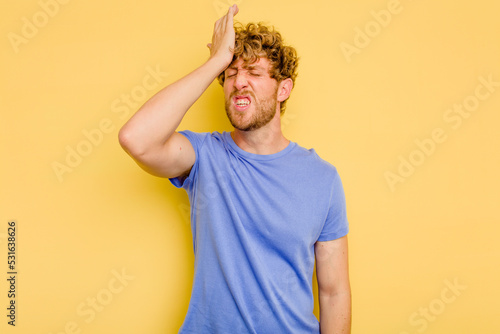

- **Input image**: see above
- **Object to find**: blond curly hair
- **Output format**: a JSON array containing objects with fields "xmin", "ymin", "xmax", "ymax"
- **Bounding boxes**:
[{"xmin": 217, "ymin": 22, "xmax": 299, "ymax": 115}]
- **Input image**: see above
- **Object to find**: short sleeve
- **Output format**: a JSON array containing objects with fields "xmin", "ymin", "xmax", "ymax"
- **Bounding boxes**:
[
  {"xmin": 168, "ymin": 130, "xmax": 209, "ymax": 189},
  {"xmin": 317, "ymin": 169, "xmax": 349, "ymax": 241}
]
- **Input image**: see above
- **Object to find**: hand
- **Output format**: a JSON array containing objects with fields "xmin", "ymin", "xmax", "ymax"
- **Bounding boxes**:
[{"xmin": 207, "ymin": 4, "xmax": 239, "ymax": 68}]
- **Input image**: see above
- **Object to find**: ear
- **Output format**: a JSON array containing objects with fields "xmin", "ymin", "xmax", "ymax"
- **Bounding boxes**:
[{"xmin": 276, "ymin": 78, "xmax": 293, "ymax": 103}]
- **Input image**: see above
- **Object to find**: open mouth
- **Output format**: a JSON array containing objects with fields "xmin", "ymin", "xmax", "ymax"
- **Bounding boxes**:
[{"xmin": 233, "ymin": 95, "xmax": 251, "ymax": 111}]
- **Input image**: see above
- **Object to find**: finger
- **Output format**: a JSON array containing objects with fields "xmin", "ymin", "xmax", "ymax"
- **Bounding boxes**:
[
  {"xmin": 222, "ymin": 4, "xmax": 237, "ymax": 29},
  {"xmin": 210, "ymin": 28, "xmax": 217, "ymax": 46},
  {"xmin": 220, "ymin": 9, "xmax": 230, "ymax": 31},
  {"xmin": 225, "ymin": 5, "xmax": 238, "ymax": 27},
  {"xmin": 217, "ymin": 5, "xmax": 233, "ymax": 31},
  {"xmin": 215, "ymin": 17, "xmax": 222, "ymax": 30},
  {"xmin": 232, "ymin": 4, "xmax": 239, "ymax": 16},
  {"xmin": 225, "ymin": 5, "xmax": 234, "ymax": 25}
]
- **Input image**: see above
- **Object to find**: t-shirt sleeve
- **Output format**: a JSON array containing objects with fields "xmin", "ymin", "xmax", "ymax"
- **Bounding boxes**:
[
  {"xmin": 317, "ymin": 169, "xmax": 349, "ymax": 241},
  {"xmin": 168, "ymin": 130, "xmax": 208, "ymax": 189}
]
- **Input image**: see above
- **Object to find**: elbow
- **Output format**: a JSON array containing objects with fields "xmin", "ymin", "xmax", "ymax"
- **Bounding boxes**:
[
  {"xmin": 118, "ymin": 126, "xmax": 145, "ymax": 158},
  {"xmin": 319, "ymin": 287, "xmax": 351, "ymax": 311},
  {"xmin": 118, "ymin": 126, "xmax": 167, "ymax": 171},
  {"xmin": 319, "ymin": 283, "xmax": 351, "ymax": 299},
  {"xmin": 118, "ymin": 126, "xmax": 132, "ymax": 152}
]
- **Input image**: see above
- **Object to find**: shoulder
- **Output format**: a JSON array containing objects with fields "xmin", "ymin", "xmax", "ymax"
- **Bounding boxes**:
[
  {"xmin": 177, "ymin": 130, "xmax": 226, "ymax": 148},
  {"xmin": 291, "ymin": 142, "xmax": 340, "ymax": 178}
]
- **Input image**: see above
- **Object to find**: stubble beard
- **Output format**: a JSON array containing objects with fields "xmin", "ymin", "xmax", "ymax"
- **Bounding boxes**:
[{"xmin": 225, "ymin": 88, "xmax": 278, "ymax": 132}]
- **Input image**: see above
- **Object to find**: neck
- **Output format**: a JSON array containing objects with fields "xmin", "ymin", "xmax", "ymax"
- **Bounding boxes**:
[{"xmin": 231, "ymin": 112, "xmax": 289, "ymax": 155}]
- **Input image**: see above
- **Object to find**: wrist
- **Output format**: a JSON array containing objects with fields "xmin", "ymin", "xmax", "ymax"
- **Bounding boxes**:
[{"xmin": 206, "ymin": 55, "xmax": 233, "ymax": 77}]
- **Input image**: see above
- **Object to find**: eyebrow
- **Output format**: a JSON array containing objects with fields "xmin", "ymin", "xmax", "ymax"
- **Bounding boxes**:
[{"xmin": 227, "ymin": 64, "xmax": 266, "ymax": 71}]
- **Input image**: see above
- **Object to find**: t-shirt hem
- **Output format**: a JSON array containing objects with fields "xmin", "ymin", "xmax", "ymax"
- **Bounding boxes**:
[{"xmin": 316, "ymin": 229, "xmax": 349, "ymax": 242}]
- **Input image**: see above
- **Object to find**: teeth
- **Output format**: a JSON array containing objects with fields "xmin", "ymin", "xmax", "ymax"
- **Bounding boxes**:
[{"xmin": 236, "ymin": 99, "xmax": 250, "ymax": 106}]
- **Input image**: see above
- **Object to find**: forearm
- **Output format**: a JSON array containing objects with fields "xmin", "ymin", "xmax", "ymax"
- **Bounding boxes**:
[
  {"xmin": 120, "ymin": 4, "xmax": 238, "ymax": 157},
  {"xmin": 319, "ymin": 290, "xmax": 351, "ymax": 334},
  {"xmin": 119, "ymin": 57, "xmax": 227, "ymax": 154}
]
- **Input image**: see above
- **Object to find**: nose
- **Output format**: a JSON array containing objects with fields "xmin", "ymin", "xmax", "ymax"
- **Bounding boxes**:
[{"xmin": 234, "ymin": 72, "xmax": 248, "ymax": 91}]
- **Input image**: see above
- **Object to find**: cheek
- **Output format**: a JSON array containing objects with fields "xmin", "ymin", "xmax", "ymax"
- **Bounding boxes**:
[{"xmin": 223, "ymin": 83, "xmax": 231, "ymax": 96}]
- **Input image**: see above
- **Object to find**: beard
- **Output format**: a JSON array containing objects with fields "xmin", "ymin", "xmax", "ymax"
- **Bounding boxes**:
[{"xmin": 225, "ymin": 88, "xmax": 278, "ymax": 131}]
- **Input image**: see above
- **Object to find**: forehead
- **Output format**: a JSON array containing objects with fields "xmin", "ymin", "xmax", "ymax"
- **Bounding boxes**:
[{"xmin": 227, "ymin": 57, "xmax": 271, "ymax": 71}]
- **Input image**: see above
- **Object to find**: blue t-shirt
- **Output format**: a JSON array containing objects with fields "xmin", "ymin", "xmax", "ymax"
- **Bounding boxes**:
[{"xmin": 170, "ymin": 131, "xmax": 348, "ymax": 334}]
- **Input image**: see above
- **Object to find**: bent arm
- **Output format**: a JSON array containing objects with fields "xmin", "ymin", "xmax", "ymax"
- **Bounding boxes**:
[
  {"xmin": 315, "ymin": 235, "xmax": 351, "ymax": 334},
  {"xmin": 118, "ymin": 58, "xmax": 226, "ymax": 177},
  {"xmin": 118, "ymin": 5, "xmax": 238, "ymax": 178}
]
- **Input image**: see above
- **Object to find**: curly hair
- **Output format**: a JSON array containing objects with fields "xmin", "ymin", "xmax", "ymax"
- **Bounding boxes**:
[{"xmin": 217, "ymin": 22, "xmax": 299, "ymax": 115}]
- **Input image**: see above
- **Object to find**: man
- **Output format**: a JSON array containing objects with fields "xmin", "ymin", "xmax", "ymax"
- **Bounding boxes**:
[{"xmin": 119, "ymin": 5, "xmax": 351, "ymax": 333}]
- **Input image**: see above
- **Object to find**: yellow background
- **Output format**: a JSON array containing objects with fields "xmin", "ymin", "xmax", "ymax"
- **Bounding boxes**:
[{"xmin": 1, "ymin": 0, "xmax": 499, "ymax": 333}]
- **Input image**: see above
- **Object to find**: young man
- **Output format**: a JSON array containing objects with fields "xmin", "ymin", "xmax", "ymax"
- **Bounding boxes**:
[{"xmin": 119, "ymin": 5, "xmax": 351, "ymax": 333}]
